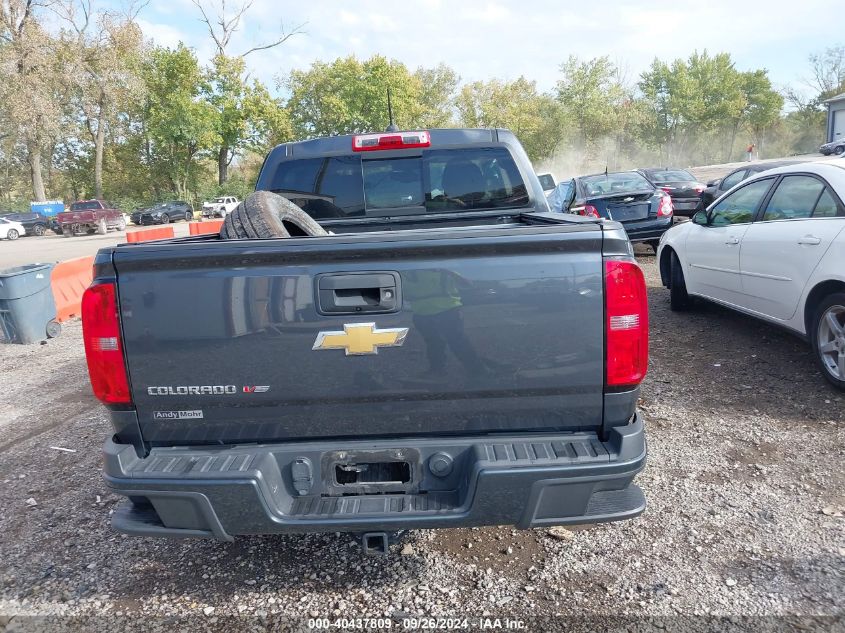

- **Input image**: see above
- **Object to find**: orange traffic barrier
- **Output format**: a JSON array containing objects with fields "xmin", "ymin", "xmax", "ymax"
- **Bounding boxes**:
[
  {"xmin": 51, "ymin": 256, "xmax": 94, "ymax": 322},
  {"xmin": 189, "ymin": 220, "xmax": 224, "ymax": 236},
  {"xmin": 126, "ymin": 226, "xmax": 175, "ymax": 243}
]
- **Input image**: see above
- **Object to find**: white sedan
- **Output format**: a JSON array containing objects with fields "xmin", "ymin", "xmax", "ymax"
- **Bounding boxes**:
[
  {"xmin": 657, "ymin": 161, "xmax": 845, "ymax": 390},
  {"xmin": 0, "ymin": 217, "xmax": 26, "ymax": 240}
]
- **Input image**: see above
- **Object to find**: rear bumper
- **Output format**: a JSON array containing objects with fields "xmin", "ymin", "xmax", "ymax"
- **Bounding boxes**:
[
  {"xmin": 103, "ymin": 414, "xmax": 647, "ymax": 540},
  {"xmin": 624, "ymin": 216, "xmax": 673, "ymax": 242},
  {"xmin": 132, "ymin": 216, "xmax": 159, "ymax": 225},
  {"xmin": 670, "ymin": 199, "xmax": 701, "ymax": 216}
]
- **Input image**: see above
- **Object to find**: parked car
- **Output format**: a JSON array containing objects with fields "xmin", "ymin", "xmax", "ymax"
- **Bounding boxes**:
[
  {"xmin": 638, "ymin": 168, "xmax": 704, "ymax": 217},
  {"xmin": 131, "ymin": 201, "xmax": 193, "ymax": 225},
  {"xmin": 57, "ymin": 200, "xmax": 126, "ymax": 237},
  {"xmin": 550, "ymin": 171, "xmax": 673, "ymax": 250},
  {"xmin": 0, "ymin": 212, "xmax": 50, "ymax": 236},
  {"xmin": 0, "ymin": 217, "xmax": 26, "ymax": 240},
  {"xmin": 47, "ymin": 217, "xmax": 62, "ymax": 234},
  {"xmin": 819, "ymin": 139, "xmax": 845, "ymax": 156},
  {"xmin": 658, "ymin": 161, "xmax": 845, "ymax": 390},
  {"xmin": 537, "ymin": 173, "xmax": 556, "ymax": 192},
  {"xmin": 201, "ymin": 196, "xmax": 239, "ymax": 218},
  {"xmin": 83, "ymin": 128, "xmax": 649, "ymax": 548},
  {"xmin": 698, "ymin": 160, "xmax": 800, "ymax": 210}
]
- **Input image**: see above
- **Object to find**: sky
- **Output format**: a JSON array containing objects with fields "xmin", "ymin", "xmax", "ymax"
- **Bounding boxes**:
[{"xmin": 134, "ymin": 0, "xmax": 841, "ymax": 100}]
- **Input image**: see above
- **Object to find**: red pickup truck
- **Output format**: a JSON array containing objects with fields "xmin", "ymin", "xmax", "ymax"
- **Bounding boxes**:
[{"xmin": 57, "ymin": 200, "xmax": 126, "ymax": 237}]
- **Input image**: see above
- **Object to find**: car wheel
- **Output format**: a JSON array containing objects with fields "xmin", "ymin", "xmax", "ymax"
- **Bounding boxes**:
[
  {"xmin": 185, "ymin": 211, "xmax": 193, "ymax": 222},
  {"xmin": 96, "ymin": 218, "xmax": 107, "ymax": 235},
  {"xmin": 33, "ymin": 224, "xmax": 45, "ymax": 236},
  {"xmin": 62, "ymin": 228, "xmax": 72, "ymax": 238},
  {"xmin": 220, "ymin": 191, "xmax": 328, "ymax": 240},
  {"xmin": 160, "ymin": 214, "xmax": 171, "ymax": 224},
  {"xmin": 669, "ymin": 251, "xmax": 691, "ymax": 311},
  {"xmin": 835, "ymin": 146, "xmax": 845, "ymax": 155},
  {"xmin": 117, "ymin": 217, "xmax": 126, "ymax": 231},
  {"xmin": 46, "ymin": 319, "xmax": 61, "ymax": 339},
  {"xmin": 7, "ymin": 229, "xmax": 18, "ymax": 240},
  {"xmin": 647, "ymin": 239, "xmax": 660, "ymax": 253},
  {"xmin": 811, "ymin": 292, "xmax": 845, "ymax": 390}
]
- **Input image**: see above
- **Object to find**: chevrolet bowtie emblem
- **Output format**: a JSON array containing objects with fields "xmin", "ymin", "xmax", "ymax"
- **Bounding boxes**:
[{"xmin": 312, "ymin": 323, "xmax": 409, "ymax": 355}]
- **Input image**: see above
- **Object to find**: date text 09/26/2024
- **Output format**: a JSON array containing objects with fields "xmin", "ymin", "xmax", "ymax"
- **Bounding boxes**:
[{"xmin": 307, "ymin": 618, "xmax": 526, "ymax": 630}]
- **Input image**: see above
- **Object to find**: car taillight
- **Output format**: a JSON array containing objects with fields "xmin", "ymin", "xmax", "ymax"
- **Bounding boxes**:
[
  {"xmin": 582, "ymin": 204, "xmax": 600, "ymax": 218},
  {"xmin": 657, "ymin": 194, "xmax": 673, "ymax": 217},
  {"xmin": 352, "ymin": 131, "xmax": 431, "ymax": 152},
  {"xmin": 82, "ymin": 283, "xmax": 131, "ymax": 405},
  {"xmin": 605, "ymin": 259, "xmax": 649, "ymax": 388}
]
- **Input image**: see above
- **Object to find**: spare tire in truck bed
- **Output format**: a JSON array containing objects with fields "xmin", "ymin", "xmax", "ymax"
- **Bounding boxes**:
[{"xmin": 220, "ymin": 191, "xmax": 327, "ymax": 239}]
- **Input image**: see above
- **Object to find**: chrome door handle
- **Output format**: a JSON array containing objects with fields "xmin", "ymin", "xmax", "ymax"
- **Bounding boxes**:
[
  {"xmin": 797, "ymin": 235, "xmax": 821, "ymax": 245},
  {"xmin": 725, "ymin": 237, "xmax": 740, "ymax": 245}
]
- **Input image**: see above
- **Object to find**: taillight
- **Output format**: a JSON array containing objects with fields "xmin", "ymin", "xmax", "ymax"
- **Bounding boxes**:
[
  {"xmin": 352, "ymin": 131, "xmax": 431, "ymax": 152},
  {"xmin": 81, "ymin": 283, "xmax": 131, "ymax": 405},
  {"xmin": 582, "ymin": 204, "xmax": 600, "ymax": 218},
  {"xmin": 605, "ymin": 259, "xmax": 649, "ymax": 388},
  {"xmin": 657, "ymin": 194, "xmax": 673, "ymax": 217}
]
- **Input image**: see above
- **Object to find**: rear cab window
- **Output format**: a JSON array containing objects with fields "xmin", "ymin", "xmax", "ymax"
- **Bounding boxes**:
[
  {"xmin": 70, "ymin": 201, "xmax": 102, "ymax": 211},
  {"xmin": 266, "ymin": 147, "xmax": 529, "ymax": 220}
]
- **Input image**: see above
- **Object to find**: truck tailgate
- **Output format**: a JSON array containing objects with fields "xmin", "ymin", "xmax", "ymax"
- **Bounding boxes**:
[{"xmin": 113, "ymin": 226, "xmax": 605, "ymax": 445}]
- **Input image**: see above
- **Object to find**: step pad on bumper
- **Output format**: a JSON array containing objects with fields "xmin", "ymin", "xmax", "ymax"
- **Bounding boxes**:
[{"xmin": 290, "ymin": 492, "xmax": 459, "ymax": 517}]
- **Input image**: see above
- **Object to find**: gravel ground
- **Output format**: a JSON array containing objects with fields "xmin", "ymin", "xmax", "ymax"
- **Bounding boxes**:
[{"xmin": 0, "ymin": 255, "xmax": 843, "ymax": 632}]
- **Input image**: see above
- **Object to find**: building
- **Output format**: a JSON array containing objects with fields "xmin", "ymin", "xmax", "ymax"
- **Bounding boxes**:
[{"xmin": 824, "ymin": 93, "xmax": 845, "ymax": 144}]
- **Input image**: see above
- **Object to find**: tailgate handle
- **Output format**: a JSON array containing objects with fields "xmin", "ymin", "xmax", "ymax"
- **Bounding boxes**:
[{"xmin": 317, "ymin": 272, "xmax": 400, "ymax": 314}]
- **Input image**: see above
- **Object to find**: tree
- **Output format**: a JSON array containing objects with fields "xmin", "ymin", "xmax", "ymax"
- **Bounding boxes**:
[
  {"xmin": 0, "ymin": 0, "xmax": 68, "ymax": 201},
  {"xmin": 285, "ymin": 55, "xmax": 456, "ymax": 138},
  {"xmin": 740, "ymin": 70, "xmax": 783, "ymax": 155},
  {"xmin": 555, "ymin": 56, "xmax": 626, "ymax": 148},
  {"xmin": 807, "ymin": 45, "xmax": 845, "ymax": 101},
  {"xmin": 204, "ymin": 54, "xmax": 291, "ymax": 185},
  {"xmin": 191, "ymin": 0, "xmax": 301, "ymax": 184},
  {"xmin": 58, "ymin": 1, "xmax": 146, "ymax": 199},
  {"xmin": 455, "ymin": 77, "xmax": 564, "ymax": 162},
  {"xmin": 413, "ymin": 63, "xmax": 459, "ymax": 128},
  {"xmin": 637, "ymin": 51, "xmax": 775, "ymax": 163},
  {"xmin": 142, "ymin": 45, "xmax": 217, "ymax": 199}
]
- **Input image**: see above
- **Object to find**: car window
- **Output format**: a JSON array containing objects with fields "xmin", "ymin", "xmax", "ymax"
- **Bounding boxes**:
[
  {"xmin": 762, "ymin": 176, "xmax": 825, "ymax": 221},
  {"xmin": 71, "ymin": 201, "xmax": 101, "ymax": 211},
  {"xmin": 647, "ymin": 170, "xmax": 695, "ymax": 183},
  {"xmin": 537, "ymin": 174, "xmax": 556, "ymax": 190},
  {"xmin": 268, "ymin": 147, "xmax": 528, "ymax": 219},
  {"xmin": 580, "ymin": 172, "xmax": 652, "ymax": 195},
  {"xmin": 710, "ymin": 178, "xmax": 772, "ymax": 226},
  {"xmin": 813, "ymin": 189, "xmax": 842, "ymax": 217},
  {"xmin": 719, "ymin": 170, "xmax": 746, "ymax": 191}
]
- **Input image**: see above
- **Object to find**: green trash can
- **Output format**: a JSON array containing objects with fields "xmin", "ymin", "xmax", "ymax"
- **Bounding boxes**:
[{"xmin": 0, "ymin": 263, "xmax": 61, "ymax": 344}]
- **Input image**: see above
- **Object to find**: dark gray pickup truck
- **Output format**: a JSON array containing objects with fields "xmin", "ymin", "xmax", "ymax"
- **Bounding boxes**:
[{"xmin": 82, "ymin": 128, "xmax": 649, "ymax": 552}]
